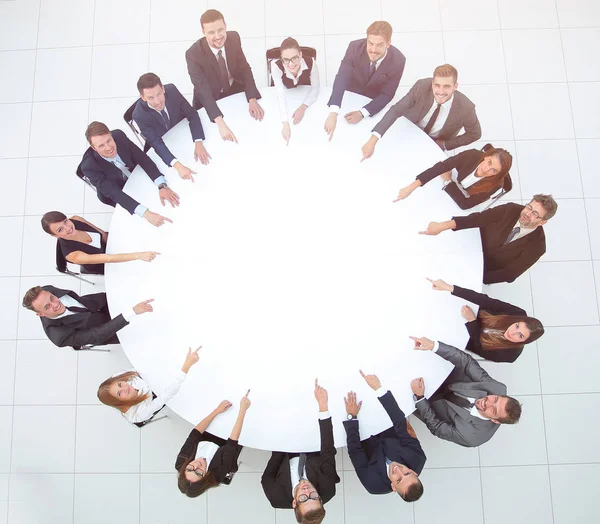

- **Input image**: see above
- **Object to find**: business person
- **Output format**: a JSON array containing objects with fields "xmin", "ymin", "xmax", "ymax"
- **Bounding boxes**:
[
  {"xmin": 343, "ymin": 371, "xmax": 426, "ymax": 502},
  {"xmin": 79, "ymin": 121, "xmax": 178, "ymax": 228},
  {"xmin": 427, "ymin": 278, "xmax": 544, "ymax": 363},
  {"xmin": 97, "ymin": 346, "xmax": 201, "ymax": 425},
  {"xmin": 186, "ymin": 9, "xmax": 263, "ymax": 143},
  {"xmin": 176, "ymin": 391, "xmax": 251, "ymax": 498},
  {"xmin": 420, "ymin": 195, "xmax": 558, "ymax": 284},
  {"xmin": 133, "ymin": 72, "xmax": 211, "ymax": 182},
  {"xmin": 21, "ymin": 285, "xmax": 153, "ymax": 349},
  {"xmin": 270, "ymin": 37, "xmax": 320, "ymax": 145},
  {"xmin": 324, "ymin": 21, "xmax": 405, "ymax": 141},
  {"xmin": 261, "ymin": 379, "xmax": 339, "ymax": 523},
  {"xmin": 361, "ymin": 64, "xmax": 481, "ymax": 160},
  {"xmin": 41, "ymin": 211, "xmax": 159, "ymax": 275},
  {"xmin": 394, "ymin": 146, "xmax": 513, "ymax": 210},
  {"xmin": 410, "ymin": 336, "xmax": 521, "ymax": 447}
]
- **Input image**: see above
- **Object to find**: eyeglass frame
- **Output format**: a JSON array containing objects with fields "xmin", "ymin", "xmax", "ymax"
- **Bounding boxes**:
[
  {"xmin": 185, "ymin": 464, "xmax": 204, "ymax": 479},
  {"xmin": 281, "ymin": 54, "xmax": 301, "ymax": 66},
  {"xmin": 297, "ymin": 491, "xmax": 321, "ymax": 504},
  {"xmin": 524, "ymin": 203, "xmax": 547, "ymax": 220}
]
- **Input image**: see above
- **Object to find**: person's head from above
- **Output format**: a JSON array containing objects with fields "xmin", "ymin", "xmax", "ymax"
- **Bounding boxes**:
[
  {"xmin": 292, "ymin": 480, "xmax": 326, "ymax": 524},
  {"xmin": 178, "ymin": 457, "xmax": 219, "ymax": 497},
  {"xmin": 476, "ymin": 147, "xmax": 513, "ymax": 179},
  {"xmin": 431, "ymin": 64, "xmax": 458, "ymax": 105},
  {"xmin": 474, "ymin": 395, "xmax": 522, "ymax": 425},
  {"xmin": 22, "ymin": 286, "xmax": 66, "ymax": 318},
  {"xmin": 137, "ymin": 72, "xmax": 166, "ymax": 111},
  {"xmin": 479, "ymin": 311, "xmax": 545, "ymax": 348},
  {"xmin": 96, "ymin": 371, "xmax": 148, "ymax": 409},
  {"xmin": 85, "ymin": 121, "xmax": 117, "ymax": 159},
  {"xmin": 518, "ymin": 194, "xmax": 558, "ymax": 229},
  {"xmin": 365, "ymin": 21, "xmax": 392, "ymax": 63},
  {"xmin": 388, "ymin": 462, "xmax": 424, "ymax": 502},
  {"xmin": 41, "ymin": 211, "xmax": 77, "ymax": 239},
  {"xmin": 201, "ymin": 9, "xmax": 227, "ymax": 49},
  {"xmin": 280, "ymin": 37, "xmax": 303, "ymax": 75}
]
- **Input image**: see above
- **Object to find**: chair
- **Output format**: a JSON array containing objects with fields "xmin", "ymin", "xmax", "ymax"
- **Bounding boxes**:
[
  {"xmin": 133, "ymin": 406, "xmax": 167, "ymax": 428},
  {"xmin": 55, "ymin": 241, "xmax": 96, "ymax": 285},
  {"xmin": 123, "ymin": 100, "xmax": 150, "ymax": 152},
  {"xmin": 76, "ymin": 164, "xmax": 116, "ymax": 208},
  {"xmin": 265, "ymin": 46, "xmax": 317, "ymax": 86}
]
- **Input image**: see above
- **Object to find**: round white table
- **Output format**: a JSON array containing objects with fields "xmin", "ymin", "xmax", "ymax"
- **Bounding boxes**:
[{"xmin": 106, "ymin": 88, "xmax": 483, "ymax": 451}]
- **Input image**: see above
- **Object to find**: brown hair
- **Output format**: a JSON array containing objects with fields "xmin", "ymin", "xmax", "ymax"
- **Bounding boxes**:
[
  {"xmin": 433, "ymin": 64, "xmax": 458, "ymax": 84},
  {"xmin": 177, "ymin": 458, "xmax": 219, "ymax": 497},
  {"xmin": 366, "ymin": 21, "xmax": 392, "ymax": 42},
  {"xmin": 532, "ymin": 194, "xmax": 558, "ymax": 220},
  {"xmin": 137, "ymin": 72, "xmax": 162, "ymax": 94},
  {"xmin": 201, "ymin": 9, "xmax": 225, "ymax": 28},
  {"xmin": 400, "ymin": 477, "xmax": 424, "ymax": 502},
  {"xmin": 22, "ymin": 286, "xmax": 43, "ymax": 311},
  {"xmin": 97, "ymin": 371, "xmax": 150, "ymax": 410},
  {"xmin": 466, "ymin": 148, "xmax": 513, "ymax": 196},
  {"xmin": 280, "ymin": 37, "xmax": 301, "ymax": 54},
  {"xmin": 85, "ymin": 121, "xmax": 111, "ymax": 145},
  {"xmin": 294, "ymin": 505, "xmax": 326, "ymax": 524},
  {"xmin": 41, "ymin": 211, "xmax": 67, "ymax": 235},
  {"xmin": 497, "ymin": 396, "xmax": 522, "ymax": 424},
  {"xmin": 479, "ymin": 310, "xmax": 544, "ymax": 350}
]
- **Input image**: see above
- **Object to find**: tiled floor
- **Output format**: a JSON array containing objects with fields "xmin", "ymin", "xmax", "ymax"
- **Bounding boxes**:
[{"xmin": 0, "ymin": 1, "xmax": 599, "ymax": 523}]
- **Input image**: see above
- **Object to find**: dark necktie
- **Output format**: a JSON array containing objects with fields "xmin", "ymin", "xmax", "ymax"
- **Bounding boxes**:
[
  {"xmin": 67, "ymin": 306, "xmax": 89, "ymax": 313},
  {"xmin": 217, "ymin": 50, "xmax": 230, "ymax": 93},
  {"xmin": 423, "ymin": 103, "xmax": 442, "ymax": 135},
  {"xmin": 159, "ymin": 109, "xmax": 170, "ymax": 130},
  {"xmin": 369, "ymin": 61, "xmax": 376, "ymax": 79},
  {"xmin": 298, "ymin": 453, "xmax": 307, "ymax": 479},
  {"xmin": 504, "ymin": 226, "xmax": 521, "ymax": 245},
  {"xmin": 446, "ymin": 392, "xmax": 474, "ymax": 410}
]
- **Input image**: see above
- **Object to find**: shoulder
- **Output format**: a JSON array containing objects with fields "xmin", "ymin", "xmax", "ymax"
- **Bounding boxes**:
[
  {"xmin": 227, "ymin": 31, "xmax": 241, "ymax": 46},
  {"xmin": 386, "ymin": 44, "xmax": 406, "ymax": 63},
  {"xmin": 415, "ymin": 77, "xmax": 432, "ymax": 89},
  {"xmin": 186, "ymin": 38, "xmax": 206, "ymax": 59},
  {"xmin": 131, "ymin": 98, "xmax": 146, "ymax": 119},
  {"xmin": 347, "ymin": 39, "xmax": 366, "ymax": 52},
  {"xmin": 453, "ymin": 90, "xmax": 476, "ymax": 110},
  {"xmin": 111, "ymin": 128, "xmax": 127, "ymax": 142},
  {"xmin": 164, "ymin": 83, "xmax": 181, "ymax": 97}
]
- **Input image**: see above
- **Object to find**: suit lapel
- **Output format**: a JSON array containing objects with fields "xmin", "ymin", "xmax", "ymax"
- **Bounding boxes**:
[{"xmin": 200, "ymin": 38, "xmax": 221, "ymax": 83}]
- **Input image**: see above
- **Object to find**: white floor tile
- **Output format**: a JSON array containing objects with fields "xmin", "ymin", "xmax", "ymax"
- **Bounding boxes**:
[
  {"xmin": 550, "ymin": 464, "xmax": 600, "ymax": 524},
  {"xmin": 74, "ymin": 474, "xmax": 139, "ymax": 524},
  {"xmin": 0, "ymin": 160, "xmax": 27, "ymax": 217},
  {"xmin": 11, "ymin": 406, "xmax": 75, "ymax": 473},
  {"xmin": 0, "ymin": 218, "xmax": 23, "ymax": 277},
  {"xmin": 0, "ymin": 51, "xmax": 36, "ymax": 103},
  {"xmin": 414, "ymin": 468, "xmax": 483, "ymax": 524},
  {"xmin": 497, "ymin": 0, "xmax": 559, "ymax": 29},
  {"xmin": 140, "ymin": 473, "xmax": 206, "ymax": 524},
  {"xmin": 393, "ymin": 32, "xmax": 445, "ymax": 88},
  {"xmin": 586, "ymin": 199, "xmax": 600, "ymax": 259},
  {"xmin": 578, "ymin": 139, "xmax": 600, "ymax": 198},
  {"xmin": 323, "ymin": 0, "xmax": 381, "ymax": 35},
  {"xmin": 483, "ymin": 272, "xmax": 533, "ymax": 312},
  {"xmin": 0, "ymin": 104, "xmax": 32, "ymax": 159},
  {"xmin": 561, "ymin": 28, "xmax": 600, "ymax": 82},
  {"xmin": 569, "ymin": 82, "xmax": 600, "ymax": 138},
  {"xmin": 37, "ymin": 0, "xmax": 95, "ymax": 48},
  {"xmin": 29, "ymin": 100, "xmax": 89, "ymax": 157},
  {"xmin": 555, "ymin": 0, "xmax": 600, "ymax": 27},
  {"xmin": 237, "ymin": 446, "xmax": 271, "ymax": 473},
  {"xmin": 0, "ymin": 0, "xmax": 40, "ymax": 51},
  {"xmin": 479, "ymin": 395, "xmax": 547, "ymax": 466},
  {"xmin": 87, "ymin": 96, "xmax": 141, "ymax": 145},
  {"xmin": 480, "ymin": 342, "xmax": 541, "ymax": 395},
  {"xmin": 148, "ymin": 41, "xmax": 196, "ymax": 97},
  {"xmin": 0, "ymin": 342, "xmax": 15, "ymax": 406},
  {"xmin": 265, "ymin": 0, "xmax": 323, "ymax": 37},
  {"xmin": 33, "ymin": 47, "xmax": 92, "ymax": 102},
  {"xmin": 530, "ymin": 261, "xmax": 599, "ymax": 325},
  {"xmin": 90, "ymin": 44, "xmax": 150, "ymax": 99},
  {"xmin": 443, "ymin": 31, "xmax": 506, "ymax": 84},
  {"xmin": 75, "ymin": 405, "xmax": 140, "ymax": 473},
  {"xmin": 0, "ymin": 407, "xmax": 12, "ymax": 473},
  {"xmin": 76, "ymin": 345, "xmax": 131, "ymax": 405},
  {"xmin": 439, "ymin": 0, "xmax": 500, "ymax": 30},
  {"xmin": 93, "ymin": 0, "xmax": 150, "ymax": 46},
  {"xmin": 0, "ymin": 474, "xmax": 7, "ymax": 500},
  {"xmin": 462, "ymin": 84, "xmax": 514, "ymax": 141},
  {"xmin": 14, "ymin": 340, "xmax": 77, "ymax": 405},
  {"xmin": 544, "ymin": 393, "xmax": 600, "ymax": 463},
  {"xmin": 509, "ymin": 83, "xmax": 574, "ymax": 139},
  {"xmin": 19, "ymin": 215, "xmax": 58, "ymax": 277},
  {"xmin": 239, "ymin": 37, "xmax": 267, "ymax": 90},
  {"xmin": 382, "ymin": 0, "xmax": 442, "ymax": 32},
  {"xmin": 140, "ymin": 412, "xmax": 192, "ymax": 473},
  {"xmin": 8, "ymin": 473, "xmax": 74, "ymax": 524},
  {"xmin": 543, "ymin": 199, "xmax": 591, "ymax": 262},
  {"xmin": 83, "ymin": 183, "xmax": 117, "ymax": 214},
  {"xmin": 0, "ymin": 278, "xmax": 20, "ymax": 340},
  {"xmin": 324, "ymin": 34, "xmax": 364, "ymax": 87},
  {"xmin": 481, "ymin": 465, "xmax": 553, "ymax": 524},
  {"xmin": 207, "ymin": 0, "xmax": 265, "ymax": 39},
  {"xmin": 149, "ymin": 0, "xmax": 206, "ymax": 43}
]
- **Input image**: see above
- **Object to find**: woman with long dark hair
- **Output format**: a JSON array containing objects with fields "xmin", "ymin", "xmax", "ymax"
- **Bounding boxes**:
[
  {"xmin": 176, "ymin": 391, "xmax": 251, "ymax": 498},
  {"xmin": 427, "ymin": 278, "xmax": 544, "ymax": 362},
  {"xmin": 395, "ymin": 146, "xmax": 513, "ymax": 209}
]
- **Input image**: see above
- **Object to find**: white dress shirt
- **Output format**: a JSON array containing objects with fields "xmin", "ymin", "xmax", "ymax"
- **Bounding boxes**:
[
  {"xmin": 270, "ymin": 58, "xmax": 320, "ymax": 123},
  {"xmin": 86, "ymin": 231, "xmax": 102, "ymax": 249},
  {"xmin": 194, "ymin": 440, "xmax": 220, "ymax": 466},
  {"xmin": 508, "ymin": 220, "xmax": 537, "ymax": 243},
  {"xmin": 417, "ymin": 95, "xmax": 454, "ymax": 138},
  {"xmin": 209, "ymin": 45, "xmax": 233, "ymax": 86}
]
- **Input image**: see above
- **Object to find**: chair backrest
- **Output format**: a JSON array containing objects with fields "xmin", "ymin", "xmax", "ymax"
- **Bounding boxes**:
[
  {"xmin": 133, "ymin": 406, "xmax": 166, "ymax": 428},
  {"xmin": 55, "ymin": 241, "xmax": 67, "ymax": 274},
  {"xmin": 76, "ymin": 163, "xmax": 95, "ymax": 189},
  {"xmin": 265, "ymin": 46, "xmax": 317, "ymax": 86},
  {"xmin": 123, "ymin": 99, "xmax": 148, "ymax": 150}
]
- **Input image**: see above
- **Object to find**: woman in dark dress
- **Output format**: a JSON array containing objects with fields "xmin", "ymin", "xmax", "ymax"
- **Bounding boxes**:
[
  {"xmin": 428, "ymin": 278, "xmax": 544, "ymax": 363},
  {"xmin": 41, "ymin": 211, "xmax": 159, "ymax": 274}
]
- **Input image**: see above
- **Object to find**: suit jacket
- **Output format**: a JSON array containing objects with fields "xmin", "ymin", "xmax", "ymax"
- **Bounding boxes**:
[
  {"xmin": 414, "ymin": 342, "xmax": 507, "ymax": 447},
  {"xmin": 452, "ymin": 203, "xmax": 546, "ymax": 284},
  {"xmin": 186, "ymin": 31, "xmax": 261, "ymax": 120},
  {"xmin": 261, "ymin": 417, "xmax": 340, "ymax": 508},
  {"xmin": 328, "ymin": 39, "xmax": 406, "ymax": 117},
  {"xmin": 417, "ymin": 149, "xmax": 502, "ymax": 210},
  {"xmin": 132, "ymin": 83, "xmax": 205, "ymax": 166},
  {"xmin": 343, "ymin": 391, "xmax": 426, "ymax": 494},
  {"xmin": 452, "ymin": 285, "xmax": 527, "ymax": 363},
  {"xmin": 39, "ymin": 286, "xmax": 128, "ymax": 349},
  {"xmin": 79, "ymin": 129, "xmax": 163, "ymax": 215}
]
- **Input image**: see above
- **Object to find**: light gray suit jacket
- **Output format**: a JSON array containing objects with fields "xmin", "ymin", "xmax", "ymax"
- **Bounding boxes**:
[
  {"xmin": 371, "ymin": 78, "xmax": 481, "ymax": 150},
  {"xmin": 414, "ymin": 342, "xmax": 507, "ymax": 448}
]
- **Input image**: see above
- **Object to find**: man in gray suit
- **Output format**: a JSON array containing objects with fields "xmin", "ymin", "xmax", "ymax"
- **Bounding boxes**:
[
  {"xmin": 409, "ymin": 336, "xmax": 521, "ymax": 448},
  {"xmin": 361, "ymin": 64, "xmax": 481, "ymax": 161}
]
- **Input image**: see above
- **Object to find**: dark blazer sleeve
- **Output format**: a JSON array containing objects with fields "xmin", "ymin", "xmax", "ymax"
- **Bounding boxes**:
[
  {"xmin": 261, "ymin": 452, "xmax": 289, "ymax": 508},
  {"xmin": 452, "ymin": 202, "xmax": 514, "ymax": 232},
  {"xmin": 371, "ymin": 79, "xmax": 422, "ymax": 136},
  {"xmin": 177, "ymin": 87, "xmax": 206, "ymax": 141},
  {"xmin": 452, "ymin": 285, "xmax": 527, "ymax": 316},
  {"xmin": 117, "ymin": 129, "xmax": 162, "ymax": 182},
  {"xmin": 363, "ymin": 51, "xmax": 405, "ymax": 117},
  {"xmin": 416, "ymin": 153, "xmax": 462, "ymax": 186},
  {"xmin": 327, "ymin": 42, "xmax": 357, "ymax": 108},
  {"xmin": 317, "ymin": 417, "xmax": 340, "ymax": 491},
  {"xmin": 46, "ymin": 313, "xmax": 129, "ymax": 348},
  {"xmin": 378, "ymin": 392, "xmax": 411, "ymax": 444},
  {"xmin": 342, "ymin": 419, "xmax": 370, "ymax": 486},
  {"xmin": 444, "ymin": 102, "xmax": 481, "ymax": 151},
  {"xmin": 186, "ymin": 43, "xmax": 223, "ymax": 122},
  {"xmin": 444, "ymin": 181, "xmax": 492, "ymax": 210},
  {"xmin": 175, "ymin": 429, "xmax": 203, "ymax": 470},
  {"xmin": 210, "ymin": 438, "xmax": 242, "ymax": 483},
  {"xmin": 229, "ymin": 32, "xmax": 261, "ymax": 102}
]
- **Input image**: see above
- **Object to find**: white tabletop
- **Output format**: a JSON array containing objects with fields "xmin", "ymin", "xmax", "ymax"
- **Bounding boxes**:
[{"xmin": 105, "ymin": 87, "xmax": 483, "ymax": 451}]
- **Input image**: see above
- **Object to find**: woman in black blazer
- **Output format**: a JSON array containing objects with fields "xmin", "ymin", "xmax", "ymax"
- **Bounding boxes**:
[
  {"xmin": 428, "ymin": 278, "xmax": 544, "ymax": 363},
  {"xmin": 395, "ymin": 146, "xmax": 512, "ymax": 209},
  {"xmin": 41, "ymin": 211, "xmax": 159, "ymax": 274},
  {"xmin": 176, "ymin": 391, "xmax": 251, "ymax": 498}
]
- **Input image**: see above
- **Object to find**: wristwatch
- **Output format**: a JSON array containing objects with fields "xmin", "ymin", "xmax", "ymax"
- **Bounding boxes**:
[
  {"xmin": 413, "ymin": 394, "xmax": 424, "ymax": 402},
  {"xmin": 157, "ymin": 182, "xmax": 168, "ymax": 190},
  {"xmin": 346, "ymin": 413, "xmax": 357, "ymax": 420}
]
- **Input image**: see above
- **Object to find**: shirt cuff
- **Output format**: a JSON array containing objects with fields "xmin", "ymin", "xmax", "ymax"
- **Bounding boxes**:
[
  {"xmin": 372, "ymin": 132, "xmax": 382, "ymax": 139},
  {"xmin": 134, "ymin": 204, "xmax": 147, "ymax": 218},
  {"xmin": 154, "ymin": 175, "xmax": 167, "ymax": 186},
  {"xmin": 432, "ymin": 341, "xmax": 440, "ymax": 352},
  {"xmin": 415, "ymin": 397, "xmax": 426, "ymax": 404},
  {"xmin": 122, "ymin": 308, "xmax": 136, "ymax": 322},
  {"xmin": 328, "ymin": 105, "xmax": 340, "ymax": 114},
  {"xmin": 318, "ymin": 411, "xmax": 331, "ymax": 420},
  {"xmin": 375, "ymin": 386, "xmax": 387, "ymax": 398},
  {"xmin": 360, "ymin": 107, "xmax": 370, "ymax": 118},
  {"xmin": 169, "ymin": 159, "xmax": 178, "ymax": 167},
  {"xmin": 193, "ymin": 138, "xmax": 203, "ymax": 142}
]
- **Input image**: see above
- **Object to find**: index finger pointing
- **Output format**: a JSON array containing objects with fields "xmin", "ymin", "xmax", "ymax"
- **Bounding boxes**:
[
  {"xmin": 245, "ymin": 389, "xmax": 250, "ymax": 397},
  {"xmin": 359, "ymin": 370, "xmax": 366, "ymax": 378}
]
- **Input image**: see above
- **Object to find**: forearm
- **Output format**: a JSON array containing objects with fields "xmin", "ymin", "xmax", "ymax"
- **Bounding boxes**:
[
  {"xmin": 194, "ymin": 408, "xmax": 221, "ymax": 433},
  {"xmin": 229, "ymin": 410, "xmax": 247, "ymax": 441},
  {"xmin": 68, "ymin": 252, "xmax": 140, "ymax": 265}
]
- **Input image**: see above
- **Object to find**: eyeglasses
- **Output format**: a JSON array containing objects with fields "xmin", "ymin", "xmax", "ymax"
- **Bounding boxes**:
[
  {"xmin": 524, "ymin": 203, "xmax": 546, "ymax": 220},
  {"xmin": 297, "ymin": 491, "xmax": 321, "ymax": 504},
  {"xmin": 282, "ymin": 55, "xmax": 300, "ymax": 66},
  {"xmin": 185, "ymin": 465, "xmax": 204, "ymax": 479}
]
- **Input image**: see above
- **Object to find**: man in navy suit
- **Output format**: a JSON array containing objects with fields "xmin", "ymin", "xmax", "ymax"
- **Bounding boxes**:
[
  {"xmin": 186, "ymin": 9, "xmax": 263, "ymax": 144},
  {"xmin": 79, "ymin": 121, "xmax": 178, "ymax": 228},
  {"xmin": 133, "ymin": 73, "xmax": 211, "ymax": 182},
  {"xmin": 343, "ymin": 370, "xmax": 426, "ymax": 502},
  {"xmin": 324, "ymin": 21, "xmax": 406, "ymax": 141}
]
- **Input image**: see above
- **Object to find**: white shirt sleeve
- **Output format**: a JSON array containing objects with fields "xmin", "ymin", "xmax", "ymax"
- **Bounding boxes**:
[
  {"xmin": 302, "ymin": 60, "xmax": 320, "ymax": 109},
  {"xmin": 374, "ymin": 386, "xmax": 387, "ymax": 398},
  {"xmin": 432, "ymin": 341, "xmax": 440, "ymax": 352},
  {"xmin": 328, "ymin": 105, "xmax": 340, "ymax": 114},
  {"xmin": 270, "ymin": 60, "xmax": 289, "ymax": 123},
  {"xmin": 318, "ymin": 410, "xmax": 331, "ymax": 420}
]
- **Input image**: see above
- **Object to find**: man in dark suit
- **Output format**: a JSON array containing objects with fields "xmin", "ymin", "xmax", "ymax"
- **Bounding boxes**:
[
  {"xmin": 22, "ymin": 285, "xmax": 153, "ymax": 349},
  {"xmin": 361, "ymin": 64, "xmax": 482, "ymax": 160},
  {"xmin": 343, "ymin": 371, "xmax": 426, "ymax": 502},
  {"xmin": 186, "ymin": 9, "xmax": 263, "ymax": 144},
  {"xmin": 261, "ymin": 379, "xmax": 339, "ymax": 524},
  {"xmin": 409, "ymin": 336, "xmax": 522, "ymax": 447},
  {"xmin": 324, "ymin": 21, "xmax": 406, "ymax": 141},
  {"xmin": 420, "ymin": 195, "xmax": 558, "ymax": 284},
  {"xmin": 79, "ymin": 121, "xmax": 179, "ymax": 228},
  {"xmin": 133, "ymin": 72, "xmax": 211, "ymax": 182}
]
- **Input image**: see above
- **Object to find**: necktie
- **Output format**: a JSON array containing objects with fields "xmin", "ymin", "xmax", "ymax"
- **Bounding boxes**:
[
  {"xmin": 504, "ymin": 226, "xmax": 521, "ymax": 245},
  {"xmin": 298, "ymin": 453, "xmax": 307, "ymax": 479},
  {"xmin": 446, "ymin": 392, "xmax": 474, "ymax": 410},
  {"xmin": 423, "ymin": 104, "xmax": 442, "ymax": 135},
  {"xmin": 159, "ymin": 109, "xmax": 170, "ymax": 130},
  {"xmin": 66, "ymin": 306, "xmax": 89, "ymax": 313},
  {"xmin": 217, "ymin": 50, "xmax": 230, "ymax": 93},
  {"xmin": 369, "ymin": 61, "xmax": 376, "ymax": 79},
  {"xmin": 112, "ymin": 158, "xmax": 130, "ymax": 181}
]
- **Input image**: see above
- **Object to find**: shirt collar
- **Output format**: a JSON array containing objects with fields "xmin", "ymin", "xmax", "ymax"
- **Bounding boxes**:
[
  {"xmin": 209, "ymin": 44, "xmax": 225, "ymax": 57},
  {"xmin": 373, "ymin": 50, "xmax": 387, "ymax": 69}
]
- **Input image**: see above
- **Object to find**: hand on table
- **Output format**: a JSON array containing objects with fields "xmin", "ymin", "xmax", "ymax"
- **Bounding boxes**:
[
  {"xmin": 393, "ymin": 184, "xmax": 416, "ymax": 202},
  {"xmin": 159, "ymin": 187, "xmax": 180, "ymax": 207},
  {"xmin": 344, "ymin": 111, "xmax": 363, "ymax": 124},
  {"xmin": 174, "ymin": 161, "xmax": 196, "ymax": 182},
  {"xmin": 359, "ymin": 369, "xmax": 381, "ymax": 390},
  {"xmin": 217, "ymin": 121, "xmax": 238, "ymax": 143},
  {"xmin": 194, "ymin": 142, "xmax": 212, "ymax": 166},
  {"xmin": 344, "ymin": 391, "xmax": 362, "ymax": 416},
  {"xmin": 324, "ymin": 113, "xmax": 337, "ymax": 141},
  {"xmin": 248, "ymin": 98, "xmax": 264, "ymax": 121},
  {"xmin": 136, "ymin": 251, "xmax": 160, "ymax": 262},
  {"xmin": 461, "ymin": 305, "xmax": 477, "ymax": 322},
  {"xmin": 426, "ymin": 277, "xmax": 453, "ymax": 292},
  {"xmin": 282, "ymin": 122, "xmax": 291, "ymax": 145},
  {"xmin": 216, "ymin": 400, "xmax": 232, "ymax": 414},
  {"xmin": 133, "ymin": 298, "xmax": 154, "ymax": 315},
  {"xmin": 182, "ymin": 345, "xmax": 201, "ymax": 373},
  {"xmin": 360, "ymin": 138, "xmax": 377, "ymax": 162},
  {"xmin": 292, "ymin": 104, "xmax": 307, "ymax": 125},
  {"xmin": 314, "ymin": 378, "xmax": 328, "ymax": 411},
  {"xmin": 411, "ymin": 378, "xmax": 425, "ymax": 397},
  {"xmin": 410, "ymin": 336, "xmax": 435, "ymax": 351},
  {"xmin": 143, "ymin": 210, "xmax": 172, "ymax": 227}
]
